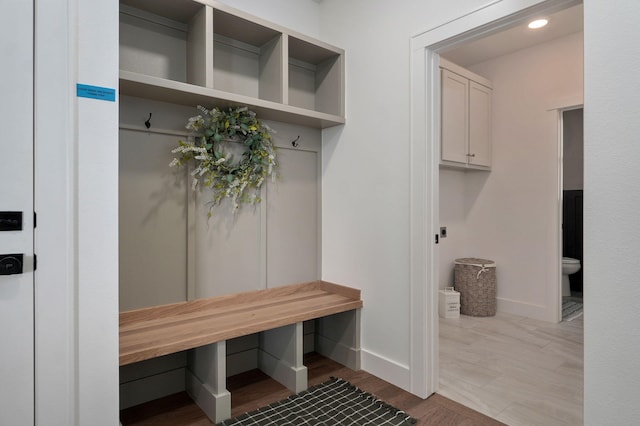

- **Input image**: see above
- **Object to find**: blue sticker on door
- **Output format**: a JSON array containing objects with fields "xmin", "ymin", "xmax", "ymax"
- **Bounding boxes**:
[{"xmin": 76, "ymin": 84, "xmax": 116, "ymax": 102}]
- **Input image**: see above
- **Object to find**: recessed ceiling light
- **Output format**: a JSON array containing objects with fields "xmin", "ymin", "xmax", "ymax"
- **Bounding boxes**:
[{"xmin": 528, "ymin": 18, "xmax": 548, "ymax": 29}]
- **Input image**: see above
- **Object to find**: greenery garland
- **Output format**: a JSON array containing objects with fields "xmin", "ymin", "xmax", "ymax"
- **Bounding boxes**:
[{"xmin": 170, "ymin": 105, "xmax": 277, "ymax": 214}]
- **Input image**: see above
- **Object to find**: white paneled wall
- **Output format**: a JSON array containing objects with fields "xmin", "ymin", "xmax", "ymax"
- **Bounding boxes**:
[
  {"xmin": 119, "ymin": 100, "xmax": 321, "ymax": 307},
  {"xmin": 267, "ymin": 148, "xmax": 320, "ymax": 287},
  {"xmin": 118, "ymin": 95, "xmax": 321, "ymax": 407},
  {"xmin": 119, "ymin": 129, "xmax": 188, "ymax": 310}
]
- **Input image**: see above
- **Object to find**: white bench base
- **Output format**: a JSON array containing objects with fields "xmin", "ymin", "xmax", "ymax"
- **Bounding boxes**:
[{"xmin": 186, "ymin": 311, "xmax": 361, "ymax": 423}]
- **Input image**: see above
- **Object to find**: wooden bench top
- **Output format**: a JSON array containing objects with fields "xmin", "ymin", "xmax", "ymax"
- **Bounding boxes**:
[{"xmin": 119, "ymin": 281, "xmax": 362, "ymax": 366}]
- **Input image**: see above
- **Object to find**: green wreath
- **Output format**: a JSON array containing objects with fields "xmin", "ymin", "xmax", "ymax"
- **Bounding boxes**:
[{"xmin": 170, "ymin": 105, "xmax": 277, "ymax": 214}]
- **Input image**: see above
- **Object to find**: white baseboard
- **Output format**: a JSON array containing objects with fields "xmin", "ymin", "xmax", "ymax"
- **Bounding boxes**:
[
  {"xmin": 497, "ymin": 297, "xmax": 548, "ymax": 321},
  {"xmin": 119, "ymin": 368, "xmax": 185, "ymax": 409},
  {"xmin": 257, "ymin": 349, "xmax": 308, "ymax": 393},
  {"xmin": 315, "ymin": 334, "xmax": 360, "ymax": 370},
  {"xmin": 361, "ymin": 349, "xmax": 411, "ymax": 392},
  {"xmin": 185, "ymin": 370, "xmax": 231, "ymax": 423}
]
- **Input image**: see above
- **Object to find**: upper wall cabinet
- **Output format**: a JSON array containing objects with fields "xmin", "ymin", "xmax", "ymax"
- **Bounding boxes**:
[
  {"xmin": 440, "ymin": 59, "xmax": 492, "ymax": 170},
  {"xmin": 119, "ymin": 0, "xmax": 345, "ymax": 129}
]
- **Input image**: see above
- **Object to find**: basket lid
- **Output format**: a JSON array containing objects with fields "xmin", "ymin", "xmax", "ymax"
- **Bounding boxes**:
[{"xmin": 454, "ymin": 257, "xmax": 496, "ymax": 267}]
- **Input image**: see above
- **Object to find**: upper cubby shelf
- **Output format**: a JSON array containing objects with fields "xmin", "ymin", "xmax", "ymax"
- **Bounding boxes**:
[{"xmin": 119, "ymin": 0, "xmax": 345, "ymax": 129}]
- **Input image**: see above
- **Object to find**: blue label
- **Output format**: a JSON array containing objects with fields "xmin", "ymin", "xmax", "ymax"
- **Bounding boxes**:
[{"xmin": 76, "ymin": 84, "xmax": 116, "ymax": 102}]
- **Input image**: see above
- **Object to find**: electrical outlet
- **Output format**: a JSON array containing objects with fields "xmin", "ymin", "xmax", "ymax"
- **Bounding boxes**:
[{"xmin": 440, "ymin": 227, "xmax": 447, "ymax": 238}]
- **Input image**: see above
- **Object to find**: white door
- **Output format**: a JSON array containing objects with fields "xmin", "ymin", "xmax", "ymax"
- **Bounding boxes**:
[
  {"xmin": 441, "ymin": 69, "xmax": 469, "ymax": 164},
  {"xmin": 469, "ymin": 81, "xmax": 492, "ymax": 168},
  {"xmin": 0, "ymin": 1, "xmax": 35, "ymax": 424}
]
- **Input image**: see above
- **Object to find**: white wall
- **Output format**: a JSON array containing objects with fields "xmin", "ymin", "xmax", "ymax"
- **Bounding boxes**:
[
  {"xmin": 439, "ymin": 169, "xmax": 468, "ymax": 289},
  {"xmin": 584, "ymin": 1, "xmax": 640, "ymax": 424},
  {"xmin": 318, "ymin": 0, "xmax": 501, "ymax": 389},
  {"xmin": 217, "ymin": 0, "xmax": 321, "ymax": 39},
  {"xmin": 439, "ymin": 32, "xmax": 583, "ymax": 321}
]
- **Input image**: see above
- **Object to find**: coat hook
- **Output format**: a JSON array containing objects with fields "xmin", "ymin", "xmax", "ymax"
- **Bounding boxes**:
[
  {"xmin": 291, "ymin": 135, "xmax": 300, "ymax": 147},
  {"xmin": 144, "ymin": 113, "xmax": 152, "ymax": 129}
]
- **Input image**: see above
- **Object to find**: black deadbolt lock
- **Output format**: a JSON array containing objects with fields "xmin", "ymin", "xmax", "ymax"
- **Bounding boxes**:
[
  {"xmin": 0, "ymin": 254, "xmax": 23, "ymax": 275},
  {"xmin": 0, "ymin": 212, "xmax": 23, "ymax": 231}
]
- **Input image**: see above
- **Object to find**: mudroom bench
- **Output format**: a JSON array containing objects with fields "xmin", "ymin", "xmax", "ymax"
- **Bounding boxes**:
[{"xmin": 119, "ymin": 281, "xmax": 362, "ymax": 422}]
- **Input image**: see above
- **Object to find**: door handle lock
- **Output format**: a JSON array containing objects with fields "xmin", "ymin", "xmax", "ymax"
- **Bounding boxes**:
[{"xmin": 0, "ymin": 254, "xmax": 23, "ymax": 275}]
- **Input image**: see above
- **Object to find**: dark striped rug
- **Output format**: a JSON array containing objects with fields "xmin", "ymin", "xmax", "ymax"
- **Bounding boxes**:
[
  {"xmin": 562, "ymin": 299, "xmax": 583, "ymax": 321},
  {"xmin": 216, "ymin": 377, "xmax": 416, "ymax": 425}
]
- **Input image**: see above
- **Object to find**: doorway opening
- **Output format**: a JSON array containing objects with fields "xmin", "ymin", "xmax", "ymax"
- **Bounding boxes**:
[
  {"xmin": 560, "ymin": 107, "xmax": 584, "ymax": 322},
  {"xmin": 408, "ymin": 0, "xmax": 584, "ymax": 406}
]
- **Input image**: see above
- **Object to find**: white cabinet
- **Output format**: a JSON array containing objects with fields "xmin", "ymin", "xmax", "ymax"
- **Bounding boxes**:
[{"xmin": 440, "ymin": 59, "xmax": 492, "ymax": 170}]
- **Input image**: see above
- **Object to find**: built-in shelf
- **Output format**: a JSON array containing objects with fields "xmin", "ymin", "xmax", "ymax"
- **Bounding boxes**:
[
  {"xmin": 119, "ymin": 0, "xmax": 345, "ymax": 129},
  {"xmin": 288, "ymin": 36, "xmax": 343, "ymax": 117},
  {"xmin": 120, "ymin": 70, "xmax": 345, "ymax": 128}
]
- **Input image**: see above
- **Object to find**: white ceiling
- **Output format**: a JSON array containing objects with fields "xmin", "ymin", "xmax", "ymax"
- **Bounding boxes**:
[{"xmin": 441, "ymin": 3, "xmax": 583, "ymax": 67}]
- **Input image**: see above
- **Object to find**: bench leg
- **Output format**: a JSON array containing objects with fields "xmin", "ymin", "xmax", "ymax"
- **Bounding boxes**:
[
  {"xmin": 186, "ymin": 341, "xmax": 231, "ymax": 423},
  {"xmin": 258, "ymin": 322, "xmax": 308, "ymax": 393},
  {"xmin": 316, "ymin": 309, "xmax": 361, "ymax": 370}
]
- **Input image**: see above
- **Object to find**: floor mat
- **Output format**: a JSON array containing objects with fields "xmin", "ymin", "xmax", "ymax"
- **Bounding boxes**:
[
  {"xmin": 562, "ymin": 298, "xmax": 583, "ymax": 321},
  {"xmin": 217, "ymin": 377, "xmax": 416, "ymax": 425}
]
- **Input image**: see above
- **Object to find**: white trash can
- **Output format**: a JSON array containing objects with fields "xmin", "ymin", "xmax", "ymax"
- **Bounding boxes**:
[{"xmin": 439, "ymin": 287, "xmax": 460, "ymax": 319}]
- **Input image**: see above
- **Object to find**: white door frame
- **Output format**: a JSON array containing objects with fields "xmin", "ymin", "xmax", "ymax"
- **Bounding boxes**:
[
  {"xmin": 33, "ymin": 0, "xmax": 78, "ymax": 423},
  {"xmin": 33, "ymin": 1, "xmax": 120, "ymax": 424},
  {"xmin": 409, "ymin": 0, "xmax": 581, "ymax": 397}
]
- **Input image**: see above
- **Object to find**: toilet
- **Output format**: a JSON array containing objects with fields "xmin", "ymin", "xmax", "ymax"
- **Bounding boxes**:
[{"xmin": 562, "ymin": 257, "xmax": 581, "ymax": 297}]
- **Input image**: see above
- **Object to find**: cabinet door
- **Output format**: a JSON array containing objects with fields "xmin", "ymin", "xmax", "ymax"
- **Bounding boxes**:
[
  {"xmin": 441, "ymin": 69, "xmax": 469, "ymax": 164},
  {"xmin": 469, "ymin": 81, "xmax": 492, "ymax": 167}
]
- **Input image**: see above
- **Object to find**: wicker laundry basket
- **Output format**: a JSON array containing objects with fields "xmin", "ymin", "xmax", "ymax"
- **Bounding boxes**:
[{"xmin": 454, "ymin": 258, "xmax": 496, "ymax": 317}]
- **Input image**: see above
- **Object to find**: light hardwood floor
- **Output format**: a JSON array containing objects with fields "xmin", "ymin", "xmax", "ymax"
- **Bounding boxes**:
[{"xmin": 439, "ymin": 312, "xmax": 583, "ymax": 425}]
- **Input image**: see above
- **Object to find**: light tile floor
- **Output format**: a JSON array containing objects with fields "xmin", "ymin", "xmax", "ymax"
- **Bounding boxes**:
[{"xmin": 438, "ymin": 312, "xmax": 583, "ymax": 425}]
